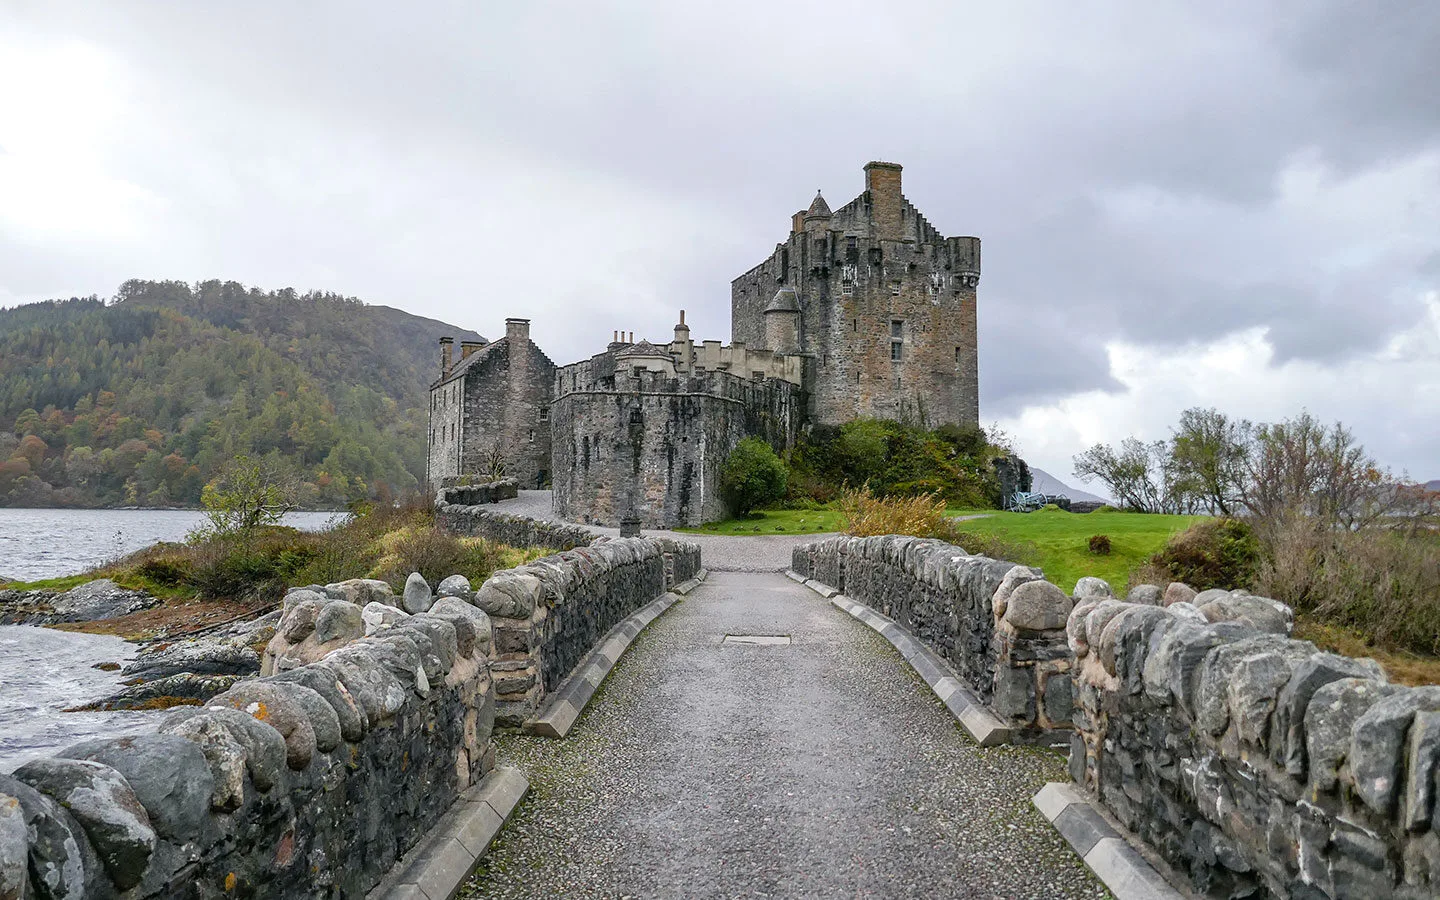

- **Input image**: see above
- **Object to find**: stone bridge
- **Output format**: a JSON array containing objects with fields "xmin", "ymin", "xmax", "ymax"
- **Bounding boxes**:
[{"xmin": 3, "ymin": 497, "xmax": 1437, "ymax": 899}]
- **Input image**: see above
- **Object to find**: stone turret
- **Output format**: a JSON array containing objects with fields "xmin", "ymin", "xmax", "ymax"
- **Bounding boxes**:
[
  {"xmin": 673, "ymin": 309, "xmax": 693, "ymax": 373},
  {"xmin": 764, "ymin": 289, "xmax": 800, "ymax": 354}
]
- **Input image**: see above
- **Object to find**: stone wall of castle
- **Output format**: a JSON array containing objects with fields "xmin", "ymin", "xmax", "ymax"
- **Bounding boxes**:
[
  {"xmin": 550, "ymin": 364, "xmax": 803, "ymax": 528},
  {"xmin": 428, "ymin": 321, "xmax": 556, "ymax": 491},
  {"xmin": 731, "ymin": 162, "xmax": 980, "ymax": 428}
]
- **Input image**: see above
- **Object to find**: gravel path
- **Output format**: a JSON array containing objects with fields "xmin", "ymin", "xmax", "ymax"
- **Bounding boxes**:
[
  {"xmin": 493, "ymin": 491, "xmax": 830, "ymax": 572},
  {"xmin": 461, "ymin": 571, "xmax": 1108, "ymax": 900}
]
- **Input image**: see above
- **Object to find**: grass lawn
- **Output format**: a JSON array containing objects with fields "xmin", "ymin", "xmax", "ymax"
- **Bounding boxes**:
[
  {"xmin": 947, "ymin": 508, "xmax": 1207, "ymax": 594},
  {"xmin": 680, "ymin": 505, "xmax": 1203, "ymax": 594}
]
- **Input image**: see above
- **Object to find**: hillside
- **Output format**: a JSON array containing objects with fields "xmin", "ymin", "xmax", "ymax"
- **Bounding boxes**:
[{"xmin": 0, "ymin": 279, "xmax": 482, "ymax": 508}]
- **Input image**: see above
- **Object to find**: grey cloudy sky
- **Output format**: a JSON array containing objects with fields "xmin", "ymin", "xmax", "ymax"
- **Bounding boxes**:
[{"xmin": 2, "ymin": 1, "xmax": 1437, "ymax": 480}]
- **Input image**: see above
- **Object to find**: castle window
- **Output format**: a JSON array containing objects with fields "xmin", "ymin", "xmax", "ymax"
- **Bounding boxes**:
[
  {"xmin": 629, "ymin": 407, "xmax": 642, "ymax": 424},
  {"xmin": 633, "ymin": 366, "xmax": 644, "ymax": 378},
  {"xmin": 528, "ymin": 428, "xmax": 535, "ymax": 443},
  {"xmin": 856, "ymin": 371, "xmax": 862, "ymax": 384},
  {"xmin": 845, "ymin": 236, "xmax": 858, "ymax": 264},
  {"xmin": 842, "ymin": 281, "xmax": 854, "ymax": 296},
  {"xmin": 891, "ymin": 342, "xmax": 903, "ymax": 361},
  {"xmin": 955, "ymin": 347, "xmax": 962, "ymax": 365},
  {"xmin": 891, "ymin": 319, "xmax": 904, "ymax": 339},
  {"xmin": 890, "ymin": 281, "xmax": 901, "ymax": 296},
  {"xmin": 752, "ymin": 371, "xmax": 764, "ymax": 381},
  {"xmin": 539, "ymin": 407, "xmax": 549, "ymax": 422}
]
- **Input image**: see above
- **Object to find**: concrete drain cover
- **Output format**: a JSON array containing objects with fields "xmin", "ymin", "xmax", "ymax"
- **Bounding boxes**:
[{"xmin": 722, "ymin": 634, "xmax": 791, "ymax": 646}]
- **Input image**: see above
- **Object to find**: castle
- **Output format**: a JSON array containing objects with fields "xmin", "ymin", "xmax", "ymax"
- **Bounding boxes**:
[{"xmin": 427, "ymin": 162, "xmax": 981, "ymax": 528}]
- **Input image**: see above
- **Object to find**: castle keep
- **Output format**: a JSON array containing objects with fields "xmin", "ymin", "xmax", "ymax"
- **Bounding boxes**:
[{"xmin": 428, "ymin": 162, "xmax": 981, "ymax": 527}]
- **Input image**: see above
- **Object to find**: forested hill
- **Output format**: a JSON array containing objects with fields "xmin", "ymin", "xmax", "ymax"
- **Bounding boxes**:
[{"xmin": 0, "ymin": 279, "xmax": 483, "ymax": 508}]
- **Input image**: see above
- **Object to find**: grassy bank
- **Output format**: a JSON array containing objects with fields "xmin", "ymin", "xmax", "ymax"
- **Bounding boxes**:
[{"xmin": 1, "ymin": 505, "xmax": 542, "ymax": 639}]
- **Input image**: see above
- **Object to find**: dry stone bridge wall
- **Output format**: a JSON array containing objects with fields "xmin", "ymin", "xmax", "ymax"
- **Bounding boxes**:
[
  {"xmin": 791, "ymin": 533, "xmax": 1440, "ymax": 898},
  {"xmin": 0, "ymin": 528, "xmax": 698, "ymax": 899}
]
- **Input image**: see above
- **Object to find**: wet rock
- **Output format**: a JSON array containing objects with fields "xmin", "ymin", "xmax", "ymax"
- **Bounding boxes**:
[
  {"xmin": 1072, "ymin": 576, "xmax": 1114, "ymax": 602},
  {"xmin": 208, "ymin": 682, "xmax": 319, "ymax": 770},
  {"xmin": 166, "ymin": 706, "xmax": 287, "ymax": 793},
  {"xmin": 1198, "ymin": 592, "xmax": 1292, "ymax": 634},
  {"xmin": 281, "ymin": 588, "xmax": 327, "ymax": 611},
  {"xmin": 121, "ymin": 641, "xmax": 259, "ymax": 682},
  {"xmin": 0, "ymin": 773, "xmax": 108, "ymax": 900},
  {"xmin": 74, "ymin": 673, "xmax": 242, "ymax": 711},
  {"xmin": 1274, "ymin": 654, "xmax": 1385, "ymax": 775},
  {"xmin": 59, "ymin": 734, "xmax": 213, "ymax": 843},
  {"xmin": 263, "ymin": 599, "xmax": 365, "ymax": 674},
  {"xmin": 1163, "ymin": 582, "xmax": 1198, "ymax": 607},
  {"xmin": 474, "ymin": 571, "xmax": 543, "ymax": 619},
  {"xmin": 436, "ymin": 575, "xmax": 473, "ymax": 601},
  {"xmin": 1349, "ymin": 686, "xmax": 1440, "ymax": 819},
  {"xmin": 362, "ymin": 601, "xmax": 410, "ymax": 635},
  {"xmin": 990, "ymin": 565, "xmax": 1043, "ymax": 620},
  {"xmin": 314, "ymin": 600, "xmax": 363, "ymax": 644},
  {"xmin": 0, "ymin": 791, "xmax": 27, "ymax": 899},
  {"xmin": 50, "ymin": 579, "xmax": 159, "ymax": 622},
  {"xmin": 402, "ymin": 573, "xmax": 433, "ymax": 614},
  {"xmin": 268, "ymin": 665, "xmax": 366, "ymax": 743},
  {"xmin": 323, "ymin": 578, "xmax": 395, "ymax": 607},
  {"xmin": 1125, "ymin": 584, "xmax": 1163, "ymax": 606},
  {"xmin": 159, "ymin": 711, "xmax": 250, "ymax": 811},
  {"xmin": 1002, "ymin": 580, "xmax": 1072, "ymax": 631},
  {"xmin": 1305, "ymin": 678, "xmax": 1401, "ymax": 795},
  {"xmin": 428, "ymin": 598, "xmax": 491, "ymax": 656},
  {"xmin": 11, "ymin": 758, "xmax": 155, "ymax": 890},
  {"xmin": 317, "ymin": 648, "xmax": 408, "ymax": 727}
]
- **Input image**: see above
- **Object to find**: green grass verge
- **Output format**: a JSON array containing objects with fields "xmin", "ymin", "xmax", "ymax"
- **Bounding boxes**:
[{"xmin": 947, "ymin": 508, "xmax": 1208, "ymax": 593}]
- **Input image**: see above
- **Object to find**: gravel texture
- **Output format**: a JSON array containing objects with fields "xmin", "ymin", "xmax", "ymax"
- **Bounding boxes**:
[
  {"xmin": 492, "ymin": 491, "xmax": 830, "ymax": 572},
  {"xmin": 461, "ymin": 571, "xmax": 1108, "ymax": 899}
]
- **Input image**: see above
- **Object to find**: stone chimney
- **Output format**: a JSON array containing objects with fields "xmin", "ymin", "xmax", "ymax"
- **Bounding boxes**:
[
  {"xmin": 791, "ymin": 210, "xmax": 806, "ymax": 234},
  {"xmin": 439, "ymin": 336, "xmax": 454, "ymax": 376},
  {"xmin": 674, "ymin": 309, "xmax": 693, "ymax": 373},
  {"xmin": 460, "ymin": 340, "xmax": 484, "ymax": 359},
  {"xmin": 865, "ymin": 161, "xmax": 904, "ymax": 241},
  {"xmin": 506, "ymin": 318, "xmax": 530, "ymax": 346}
]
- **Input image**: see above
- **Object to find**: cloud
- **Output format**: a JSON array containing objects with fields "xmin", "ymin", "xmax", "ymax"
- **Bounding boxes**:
[{"xmin": 1, "ymin": 1, "xmax": 1437, "ymax": 475}]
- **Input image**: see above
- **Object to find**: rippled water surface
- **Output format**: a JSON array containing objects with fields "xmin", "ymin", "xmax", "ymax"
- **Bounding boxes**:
[
  {"xmin": 0, "ymin": 508, "xmax": 342, "ymax": 582},
  {"xmin": 0, "ymin": 625, "xmax": 160, "ymax": 772}
]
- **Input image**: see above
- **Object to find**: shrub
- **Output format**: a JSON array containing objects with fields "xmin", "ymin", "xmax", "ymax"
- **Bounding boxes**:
[
  {"xmin": 721, "ymin": 438, "xmax": 788, "ymax": 516},
  {"xmin": 1089, "ymin": 534, "xmax": 1112, "ymax": 555},
  {"xmin": 1254, "ymin": 522, "xmax": 1440, "ymax": 656},
  {"xmin": 372, "ymin": 526, "xmax": 504, "ymax": 590},
  {"xmin": 1148, "ymin": 518, "xmax": 1259, "ymax": 591},
  {"xmin": 840, "ymin": 485, "xmax": 948, "ymax": 538}
]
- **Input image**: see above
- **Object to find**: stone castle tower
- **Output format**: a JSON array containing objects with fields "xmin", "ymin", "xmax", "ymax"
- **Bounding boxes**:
[{"xmin": 730, "ymin": 161, "xmax": 980, "ymax": 427}]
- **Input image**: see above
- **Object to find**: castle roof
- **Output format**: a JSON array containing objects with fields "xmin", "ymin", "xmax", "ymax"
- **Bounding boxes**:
[
  {"xmin": 615, "ymin": 339, "xmax": 670, "ymax": 359},
  {"xmin": 805, "ymin": 191, "xmax": 831, "ymax": 218},
  {"xmin": 765, "ymin": 288, "xmax": 800, "ymax": 313}
]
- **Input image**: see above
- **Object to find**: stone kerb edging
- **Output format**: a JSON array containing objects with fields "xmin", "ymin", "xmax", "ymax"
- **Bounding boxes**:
[
  {"xmin": 807, "ymin": 582, "xmax": 1013, "ymax": 747},
  {"xmin": 1032, "ymin": 783, "xmax": 1187, "ymax": 900},
  {"xmin": 435, "ymin": 477, "xmax": 519, "ymax": 508},
  {"xmin": 1068, "ymin": 592, "xmax": 1440, "ymax": 898},
  {"xmin": 790, "ymin": 535, "xmax": 1075, "ymax": 742},
  {"xmin": 437, "ymin": 501, "xmax": 596, "ymax": 552},
  {"xmin": 0, "ymin": 587, "xmax": 498, "ymax": 898},
  {"xmin": 368, "ymin": 766, "xmax": 529, "ymax": 900},
  {"xmin": 476, "ymin": 536, "xmax": 702, "ymax": 728}
]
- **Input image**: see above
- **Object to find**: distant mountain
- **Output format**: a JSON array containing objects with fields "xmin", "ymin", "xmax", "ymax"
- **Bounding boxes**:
[
  {"xmin": 1029, "ymin": 466, "xmax": 1110, "ymax": 504},
  {"xmin": 1426, "ymin": 479, "xmax": 1440, "ymax": 493},
  {"xmin": 0, "ymin": 279, "xmax": 482, "ymax": 508}
]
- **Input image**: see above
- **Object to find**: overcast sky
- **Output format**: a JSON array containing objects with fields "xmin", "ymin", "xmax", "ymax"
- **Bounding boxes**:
[{"xmin": 2, "ymin": 1, "xmax": 1437, "ymax": 482}]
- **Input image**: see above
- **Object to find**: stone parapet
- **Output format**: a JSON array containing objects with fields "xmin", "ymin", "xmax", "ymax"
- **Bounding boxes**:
[
  {"xmin": 1069, "ymin": 596, "xmax": 1440, "ymax": 897},
  {"xmin": 437, "ymin": 501, "xmax": 595, "ymax": 552},
  {"xmin": 436, "ymin": 477, "xmax": 519, "ymax": 506},
  {"xmin": 0, "ymin": 589, "xmax": 497, "ymax": 898},
  {"xmin": 474, "ymin": 536, "xmax": 700, "ymax": 726},
  {"xmin": 791, "ymin": 534, "xmax": 1073, "ymax": 739}
]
